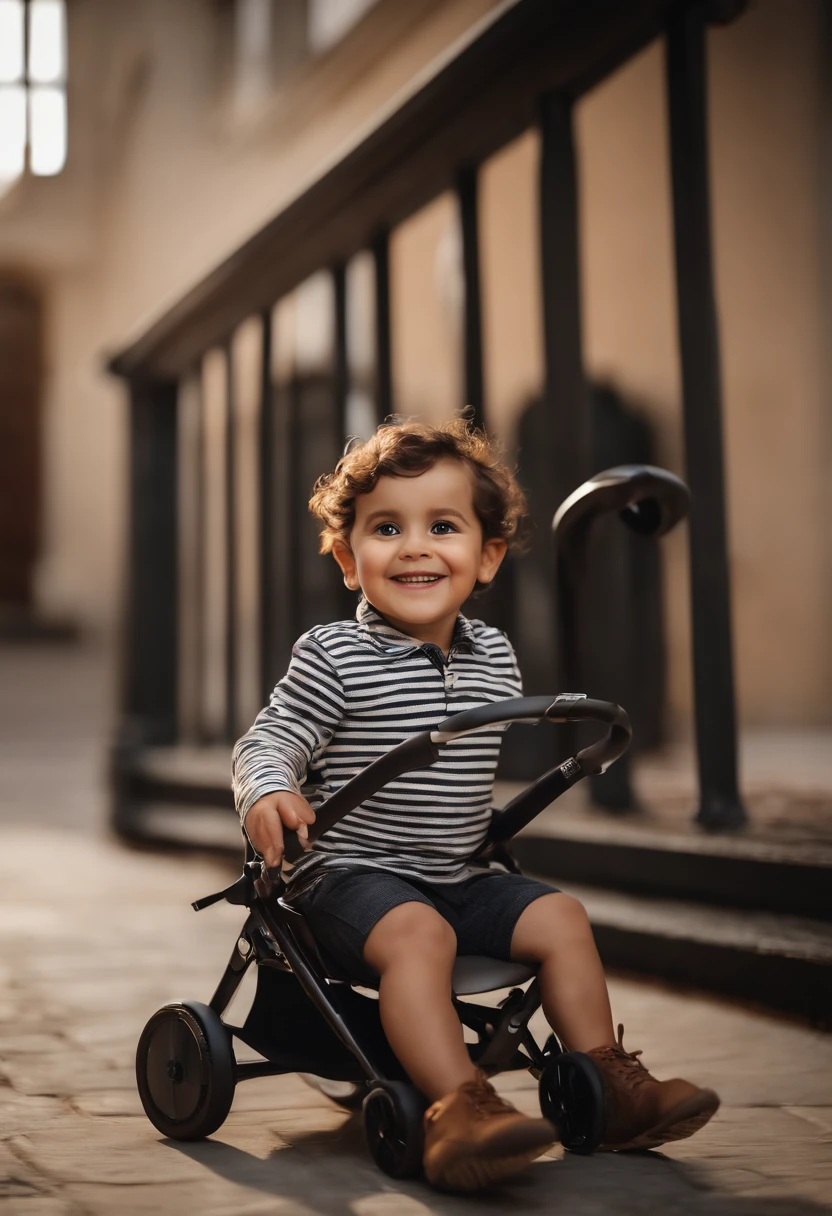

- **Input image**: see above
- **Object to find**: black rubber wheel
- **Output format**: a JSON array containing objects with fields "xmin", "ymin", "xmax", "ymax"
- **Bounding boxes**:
[
  {"xmin": 136, "ymin": 1001, "xmax": 235, "ymax": 1140},
  {"xmin": 299, "ymin": 1074, "xmax": 365, "ymax": 1111},
  {"xmin": 539, "ymin": 1051, "xmax": 606, "ymax": 1155},
  {"xmin": 363, "ymin": 1081, "xmax": 426, "ymax": 1178}
]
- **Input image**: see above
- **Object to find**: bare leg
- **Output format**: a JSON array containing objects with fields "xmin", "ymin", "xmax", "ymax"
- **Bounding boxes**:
[
  {"xmin": 363, "ymin": 902, "xmax": 477, "ymax": 1101},
  {"xmin": 510, "ymin": 892, "xmax": 615, "ymax": 1052}
]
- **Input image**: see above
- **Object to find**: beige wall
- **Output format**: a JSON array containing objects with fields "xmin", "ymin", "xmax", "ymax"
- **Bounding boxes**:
[
  {"xmin": 386, "ymin": 0, "xmax": 830, "ymax": 729},
  {"xmin": 1, "ymin": 0, "xmax": 829, "ymax": 729},
  {"xmin": 709, "ymin": 1, "xmax": 829, "ymax": 727},
  {"xmin": 0, "ymin": 0, "xmax": 501, "ymax": 630},
  {"xmin": 391, "ymin": 192, "xmax": 463, "ymax": 425},
  {"xmin": 576, "ymin": 1, "xmax": 830, "ymax": 728}
]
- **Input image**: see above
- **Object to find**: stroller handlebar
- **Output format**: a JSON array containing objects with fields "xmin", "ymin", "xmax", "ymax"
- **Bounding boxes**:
[{"xmin": 281, "ymin": 694, "xmax": 631, "ymax": 863}]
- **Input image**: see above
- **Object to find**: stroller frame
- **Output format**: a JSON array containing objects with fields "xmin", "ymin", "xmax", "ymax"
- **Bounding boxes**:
[{"xmin": 136, "ymin": 693, "xmax": 631, "ymax": 1176}]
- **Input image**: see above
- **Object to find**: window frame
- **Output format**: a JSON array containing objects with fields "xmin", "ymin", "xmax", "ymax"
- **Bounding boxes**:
[{"xmin": 0, "ymin": 0, "xmax": 67, "ymax": 186}]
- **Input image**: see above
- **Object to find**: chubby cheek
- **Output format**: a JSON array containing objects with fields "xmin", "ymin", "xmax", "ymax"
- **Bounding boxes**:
[
  {"xmin": 355, "ymin": 551, "xmax": 390, "ymax": 583},
  {"xmin": 439, "ymin": 544, "xmax": 478, "ymax": 575}
]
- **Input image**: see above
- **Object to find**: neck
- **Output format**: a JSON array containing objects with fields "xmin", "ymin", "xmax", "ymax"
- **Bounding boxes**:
[{"xmin": 368, "ymin": 601, "xmax": 458, "ymax": 656}]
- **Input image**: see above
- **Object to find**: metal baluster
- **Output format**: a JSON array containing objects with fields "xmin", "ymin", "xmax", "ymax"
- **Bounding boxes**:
[
  {"xmin": 175, "ymin": 371, "xmax": 204, "ymax": 743},
  {"xmin": 539, "ymin": 92, "xmax": 591, "ymax": 521},
  {"xmin": 666, "ymin": 4, "xmax": 745, "ymax": 829},
  {"xmin": 121, "ymin": 378, "xmax": 179, "ymax": 756},
  {"xmin": 113, "ymin": 378, "xmax": 179, "ymax": 835},
  {"xmin": 288, "ymin": 367, "xmax": 302, "ymax": 646},
  {"xmin": 192, "ymin": 369, "xmax": 207, "ymax": 740},
  {"xmin": 271, "ymin": 311, "xmax": 296, "ymax": 682},
  {"xmin": 539, "ymin": 92, "xmax": 591, "ymax": 736},
  {"xmin": 372, "ymin": 228, "xmax": 393, "ymax": 424},
  {"xmin": 258, "ymin": 309, "xmax": 276, "ymax": 705},
  {"xmin": 457, "ymin": 159, "xmax": 515, "ymax": 636},
  {"xmin": 333, "ymin": 262, "xmax": 348, "ymax": 446},
  {"xmin": 457, "ymin": 164, "xmax": 485, "ymax": 430},
  {"xmin": 224, "ymin": 343, "xmax": 238, "ymax": 742},
  {"xmin": 333, "ymin": 262, "xmax": 352, "ymax": 616}
]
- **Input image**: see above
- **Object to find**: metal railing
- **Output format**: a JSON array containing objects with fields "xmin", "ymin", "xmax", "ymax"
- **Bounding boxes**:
[{"xmin": 109, "ymin": 0, "xmax": 747, "ymax": 832}]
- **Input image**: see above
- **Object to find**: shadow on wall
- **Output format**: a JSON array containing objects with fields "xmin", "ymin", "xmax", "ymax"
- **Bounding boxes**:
[{"xmin": 495, "ymin": 382, "xmax": 664, "ymax": 783}]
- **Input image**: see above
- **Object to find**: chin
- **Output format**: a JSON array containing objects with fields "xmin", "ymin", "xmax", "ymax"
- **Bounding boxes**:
[
  {"xmin": 384, "ymin": 596, "xmax": 451, "ymax": 620},
  {"xmin": 386, "ymin": 599, "xmax": 436, "ymax": 616}
]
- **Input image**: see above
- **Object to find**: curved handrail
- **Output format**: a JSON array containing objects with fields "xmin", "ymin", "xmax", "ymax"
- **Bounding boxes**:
[{"xmin": 553, "ymin": 464, "xmax": 690, "ymax": 554}]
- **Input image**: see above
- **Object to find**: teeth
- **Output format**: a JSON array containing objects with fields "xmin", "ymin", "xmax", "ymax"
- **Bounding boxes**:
[{"xmin": 394, "ymin": 576, "xmax": 441, "ymax": 583}]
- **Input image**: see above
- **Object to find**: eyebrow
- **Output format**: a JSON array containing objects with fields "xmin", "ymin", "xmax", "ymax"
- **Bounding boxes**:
[{"xmin": 363, "ymin": 507, "xmax": 471, "ymax": 525}]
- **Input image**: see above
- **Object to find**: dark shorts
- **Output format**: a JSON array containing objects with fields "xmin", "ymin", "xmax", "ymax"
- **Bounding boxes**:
[{"xmin": 288, "ymin": 867, "xmax": 559, "ymax": 985}]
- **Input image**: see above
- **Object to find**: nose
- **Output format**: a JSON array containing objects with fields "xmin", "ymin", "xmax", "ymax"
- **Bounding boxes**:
[{"xmin": 398, "ymin": 529, "xmax": 433, "ymax": 559}]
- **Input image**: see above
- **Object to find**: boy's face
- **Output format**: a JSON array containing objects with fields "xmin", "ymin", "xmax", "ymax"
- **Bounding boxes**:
[{"xmin": 331, "ymin": 458, "xmax": 507, "ymax": 649}]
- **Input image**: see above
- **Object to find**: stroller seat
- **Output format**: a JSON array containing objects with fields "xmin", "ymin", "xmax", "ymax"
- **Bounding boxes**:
[
  {"xmin": 451, "ymin": 956, "xmax": 536, "ymax": 996},
  {"xmin": 282, "ymin": 894, "xmax": 537, "ymax": 996}
]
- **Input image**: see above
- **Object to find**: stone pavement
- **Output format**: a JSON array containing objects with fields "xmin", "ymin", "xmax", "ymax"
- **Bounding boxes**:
[{"xmin": 1, "ymin": 641, "xmax": 831, "ymax": 1215}]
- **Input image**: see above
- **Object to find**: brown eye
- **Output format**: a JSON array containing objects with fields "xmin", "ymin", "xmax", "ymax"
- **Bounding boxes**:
[{"xmin": 431, "ymin": 521, "xmax": 457, "ymax": 534}]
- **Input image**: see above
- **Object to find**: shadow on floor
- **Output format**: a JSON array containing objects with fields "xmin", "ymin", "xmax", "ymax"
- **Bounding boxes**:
[{"xmin": 164, "ymin": 1116, "xmax": 832, "ymax": 1216}]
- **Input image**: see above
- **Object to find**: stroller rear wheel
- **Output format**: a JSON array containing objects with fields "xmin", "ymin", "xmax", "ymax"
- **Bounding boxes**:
[
  {"xmin": 136, "ymin": 1001, "xmax": 235, "ymax": 1140},
  {"xmin": 539, "ymin": 1051, "xmax": 606, "ymax": 1155},
  {"xmin": 363, "ymin": 1081, "xmax": 426, "ymax": 1178}
]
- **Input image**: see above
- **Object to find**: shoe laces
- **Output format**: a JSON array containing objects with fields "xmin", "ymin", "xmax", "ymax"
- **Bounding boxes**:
[
  {"xmin": 592, "ymin": 1024, "xmax": 654, "ymax": 1091},
  {"xmin": 461, "ymin": 1071, "xmax": 517, "ymax": 1119}
]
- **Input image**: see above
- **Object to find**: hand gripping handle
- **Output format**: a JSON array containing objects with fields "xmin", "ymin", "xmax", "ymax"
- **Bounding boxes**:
[{"xmin": 282, "ymin": 694, "xmax": 631, "ymax": 862}]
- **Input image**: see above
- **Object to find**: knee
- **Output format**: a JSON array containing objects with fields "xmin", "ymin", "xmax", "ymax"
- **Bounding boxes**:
[
  {"xmin": 365, "ymin": 903, "xmax": 456, "ymax": 973},
  {"xmin": 528, "ymin": 892, "xmax": 592, "ymax": 954},
  {"xmin": 395, "ymin": 904, "xmax": 457, "ymax": 957},
  {"xmin": 550, "ymin": 893, "xmax": 592, "ymax": 935}
]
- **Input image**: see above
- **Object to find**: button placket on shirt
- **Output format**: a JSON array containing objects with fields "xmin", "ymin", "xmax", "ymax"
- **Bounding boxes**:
[
  {"xmin": 417, "ymin": 642, "xmax": 458, "ymax": 712},
  {"xmin": 444, "ymin": 648, "xmax": 460, "ymax": 698}
]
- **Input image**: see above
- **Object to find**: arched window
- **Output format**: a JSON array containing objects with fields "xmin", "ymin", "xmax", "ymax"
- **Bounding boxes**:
[{"xmin": 0, "ymin": 0, "xmax": 67, "ymax": 197}]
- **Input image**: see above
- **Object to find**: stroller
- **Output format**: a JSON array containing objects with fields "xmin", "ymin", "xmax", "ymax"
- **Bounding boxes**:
[{"xmin": 135, "ymin": 692, "xmax": 631, "ymax": 1178}]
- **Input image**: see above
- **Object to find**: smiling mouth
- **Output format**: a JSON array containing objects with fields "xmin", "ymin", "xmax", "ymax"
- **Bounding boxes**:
[{"xmin": 391, "ymin": 575, "xmax": 445, "ymax": 585}]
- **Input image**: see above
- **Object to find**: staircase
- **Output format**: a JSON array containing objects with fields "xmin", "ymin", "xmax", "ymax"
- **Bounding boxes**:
[
  {"xmin": 113, "ymin": 734, "xmax": 832, "ymax": 1028},
  {"xmin": 506, "ymin": 732, "xmax": 832, "ymax": 1028}
]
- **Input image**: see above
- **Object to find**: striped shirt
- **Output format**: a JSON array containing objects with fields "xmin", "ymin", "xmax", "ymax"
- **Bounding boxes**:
[{"xmin": 231, "ymin": 597, "xmax": 522, "ymax": 889}]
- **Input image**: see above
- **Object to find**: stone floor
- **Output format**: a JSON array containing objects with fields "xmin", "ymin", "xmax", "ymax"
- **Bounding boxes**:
[{"xmin": 1, "ymin": 640, "xmax": 831, "ymax": 1215}]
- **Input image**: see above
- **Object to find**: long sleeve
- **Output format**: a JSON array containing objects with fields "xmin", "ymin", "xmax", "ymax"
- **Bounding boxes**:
[
  {"xmin": 502, "ymin": 632, "xmax": 524, "ymax": 696},
  {"xmin": 231, "ymin": 632, "xmax": 346, "ymax": 825}
]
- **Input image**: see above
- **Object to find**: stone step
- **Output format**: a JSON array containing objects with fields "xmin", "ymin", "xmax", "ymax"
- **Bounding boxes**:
[
  {"xmin": 560, "ymin": 880, "xmax": 832, "ymax": 1029},
  {"xmin": 510, "ymin": 824, "xmax": 832, "ymax": 922},
  {"xmin": 115, "ymin": 745, "xmax": 832, "ymax": 921}
]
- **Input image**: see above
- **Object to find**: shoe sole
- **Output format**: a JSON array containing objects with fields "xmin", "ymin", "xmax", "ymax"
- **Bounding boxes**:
[
  {"xmin": 604, "ymin": 1089, "xmax": 721, "ymax": 1152},
  {"xmin": 427, "ymin": 1124, "xmax": 557, "ymax": 1192}
]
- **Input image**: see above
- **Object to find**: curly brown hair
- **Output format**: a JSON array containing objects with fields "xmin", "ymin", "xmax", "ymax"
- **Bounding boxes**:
[{"xmin": 309, "ymin": 417, "xmax": 529, "ymax": 555}]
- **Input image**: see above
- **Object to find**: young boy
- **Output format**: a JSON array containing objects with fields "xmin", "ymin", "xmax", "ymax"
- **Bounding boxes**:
[{"xmin": 233, "ymin": 419, "xmax": 719, "ymax": 1192}]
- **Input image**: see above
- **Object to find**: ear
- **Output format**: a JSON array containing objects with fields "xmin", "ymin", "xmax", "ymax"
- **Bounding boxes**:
[
  {"xmin": 332, "ymin": 539, "xmax": 360, "ymax": 591},
  {"xmin": 477, "ymin": 537, "xmax": 507, "ymax": 586}
]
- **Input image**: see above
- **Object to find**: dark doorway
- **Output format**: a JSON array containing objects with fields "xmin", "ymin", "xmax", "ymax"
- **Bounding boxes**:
[{"xmin": 0, "ymin": 277, "xmax": 42, "ymax": 611}]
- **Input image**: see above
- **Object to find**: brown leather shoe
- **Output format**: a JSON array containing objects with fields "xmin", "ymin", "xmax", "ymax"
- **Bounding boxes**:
[
  {"xmin": 423, "ymin": 1070, "xmax": 557, "ymax": 1191},
  {"xmin": 586, "ymin": 1024, "xmax": 720, "ymax": 1151}
]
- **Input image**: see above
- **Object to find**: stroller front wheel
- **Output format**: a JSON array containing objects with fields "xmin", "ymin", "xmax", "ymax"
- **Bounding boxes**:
[
  {"xmin": 363, "ymin": 1081, "xmax": 426, "ymax": 1178},
  {"xmin": 539, "ymin": 1050, "xmax": 606, "ymax": 1155},
  {"xmin": 136, "ymin": 1001, "xmax": 235, "ymax": 1140}
]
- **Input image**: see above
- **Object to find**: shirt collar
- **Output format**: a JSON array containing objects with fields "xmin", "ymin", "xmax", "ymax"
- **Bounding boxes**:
[{"xmin": 355, "ymin": 596, "xmax": 481, "ymax": 656}]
